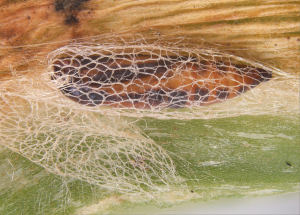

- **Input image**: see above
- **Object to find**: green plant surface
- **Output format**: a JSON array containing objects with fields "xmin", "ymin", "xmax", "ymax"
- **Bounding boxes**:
[{"xmin": 0, "ymin": 114, "xmax": 299, "ymax": 215}]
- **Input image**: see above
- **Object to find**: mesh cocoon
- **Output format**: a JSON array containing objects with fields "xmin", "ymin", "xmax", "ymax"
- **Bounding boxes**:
[{"xmin": 0, "ymin": 38, "xmax": 297, "ymax": 194}]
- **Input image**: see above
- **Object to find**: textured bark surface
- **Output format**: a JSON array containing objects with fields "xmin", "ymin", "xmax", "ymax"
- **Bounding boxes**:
[{"xmin": 0, "ymin": 0, "xmax": 299, "ymax": 79}]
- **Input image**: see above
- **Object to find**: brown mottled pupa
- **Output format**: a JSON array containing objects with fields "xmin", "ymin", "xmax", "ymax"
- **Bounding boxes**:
[{"xmin": 49, "ymin": 45, "xmax": 272, "ymax": 109}]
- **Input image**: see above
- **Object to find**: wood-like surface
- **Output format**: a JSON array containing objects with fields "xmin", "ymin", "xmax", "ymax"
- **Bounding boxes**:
[{"xmin": 0, "ymin": 0, "xmax": 299, "ymax": 78}]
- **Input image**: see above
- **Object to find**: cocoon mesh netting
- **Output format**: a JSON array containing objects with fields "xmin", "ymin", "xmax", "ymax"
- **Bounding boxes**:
[
  {"xmin": 0, "ymin": 78, "xmax": 176, "ymax": 193},
  {"xmin": 0, "ymin": 36, "xmax": 298, "ymax": 194},
  {"xmin": 47, "ymin": 38, "xmax": 298, "ymax": 119}
]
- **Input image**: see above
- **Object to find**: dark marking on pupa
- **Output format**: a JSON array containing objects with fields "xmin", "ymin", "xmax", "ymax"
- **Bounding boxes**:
[
  {"xmin": 168, "ymin": 91, "xmax": 188, "ymax": 108},
  {"xmin": 216, "ymin": 87, "xmax": 229, "ymax": 100},
  {"xmin": 147, "ymin": 89, "xmax": 167, "ymax": 106},
  {"xmin": 194, "ymin": 87, "xmax": 209, "ymax": 102}
]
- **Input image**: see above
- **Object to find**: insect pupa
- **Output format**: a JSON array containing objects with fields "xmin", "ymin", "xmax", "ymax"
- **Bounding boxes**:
[{"xmin": 49, "ymin": 43, "xmax": 272, "ymax": 109}]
